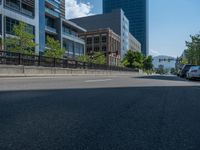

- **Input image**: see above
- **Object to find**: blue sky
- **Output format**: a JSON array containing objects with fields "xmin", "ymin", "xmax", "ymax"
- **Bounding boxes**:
[{"xmin": 76, "ymin": 0, "xmax": 200, "ymax": 57}]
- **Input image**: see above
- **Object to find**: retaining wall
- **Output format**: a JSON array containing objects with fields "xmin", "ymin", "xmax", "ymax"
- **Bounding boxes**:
[{"xmin": 0, "ymin": 65, "xmax": 140, "ymax": 77}]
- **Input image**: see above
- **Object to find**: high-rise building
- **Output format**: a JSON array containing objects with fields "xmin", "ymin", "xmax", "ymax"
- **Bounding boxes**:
[
  {"xmin": 0, "ymin": 0, "xmax": 85, "ymax": 58},
  {"xmin": 103, "ymin": 0, "xmax": 148, "ymax": 55}
]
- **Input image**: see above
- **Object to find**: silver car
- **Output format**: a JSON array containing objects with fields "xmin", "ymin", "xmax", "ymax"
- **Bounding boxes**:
[{"xmin": 186, "ymin": 66, "xmax": 200, "ymax": 80}]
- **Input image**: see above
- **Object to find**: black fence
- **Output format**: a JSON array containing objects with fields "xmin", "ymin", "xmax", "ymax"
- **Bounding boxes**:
[{"xmin": 0, "ymin": 51, "xmax": 137, "ymax": 72}]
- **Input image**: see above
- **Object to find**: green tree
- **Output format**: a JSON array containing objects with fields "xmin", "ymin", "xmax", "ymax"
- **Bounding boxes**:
[
  {"xmin": 77, "ymin": 54, "xmax": 90, "ymax": 62},
  {"xmin": 77, "ymin": 52, "xmax": 106, "ymax": 65},
  {"xmin": 92, "ymin": 52, "xmax": 106, "ymax": 65},
  {"xmin": 44, "ymin": 36, "xmax": 65, "ymax": 59},
  {"xmin": 181, "ymin": 58, "xmax": 188, "ymax": 65},
  {"xmin": 122, "ymin": 50, "xmax": 144, "ymax": 69},
  {"xmin": 122, "ymin": 50, "xmax": 135, "ymax": 67},
  {"xmin": 170, "ymin": 68, "xmax": 176, "ymax": 75},
  {"xmin": 5, "ymin": 22, "xmax": 37, "ymax": 55},
  {"xmin": 185, "ymin": 33, "xmax": 200, "ymax": 65},
  {"xmin": 143, "ymin": 56, "xmax": 153, "ymax": 71}
]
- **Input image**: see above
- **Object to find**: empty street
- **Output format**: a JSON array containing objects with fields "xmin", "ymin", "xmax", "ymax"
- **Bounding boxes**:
[{"xmin": 0, "ymin": 75, "xmax": 200, "ymax": 150}]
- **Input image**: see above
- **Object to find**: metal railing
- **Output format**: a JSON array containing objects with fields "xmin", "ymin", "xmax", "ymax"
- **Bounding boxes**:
[
  {"xmin": 4, "ymin": 2, "xmax": 34, "ymax": 18},
  {"xmin": 0, "ymin": 51, "xmax": 137, "ymax": 72},
  {"xmin": 45, "ymin": 26, "xmax": 57, "ymax": 34},
  {"xmin": 45, "ymin": 0, "xmax": 60, "ymax": 8},
  {"xmin": 45, "ymin": 8, "xmax": 60, "ymax": 18},
  {"xmin": 62, "ymin": 31, "xmax": 85, "ymax": 43}
]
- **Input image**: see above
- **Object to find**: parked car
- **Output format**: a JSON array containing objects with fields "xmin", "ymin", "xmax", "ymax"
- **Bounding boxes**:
[
  {"xmin": 186, "ymin": 66, "xmax": 200, "ymax": 80},
  {"xmin": 179, "ymin": 64, "xmax": 196, "ymax": 78}
]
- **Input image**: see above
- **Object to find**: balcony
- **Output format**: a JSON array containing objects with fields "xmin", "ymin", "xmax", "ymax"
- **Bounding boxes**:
[
  {"xmin": 45, "ymin": 8, "xmax": 60, "ymax": 18},
  {"xmin": 4, "ymin": 1, "xmax": 20, "ymax": 11},
  {"xmin": 21, "ymin": 8, "xmax": 34, "ymax": 17},
  {"xmin": 63, "ymin": 31, "xmax": 85, "ymax": 44},
  {"xmin": 45, "ymin": 26, "xmax": 57, "ymax": 34},
  {"xmin": 45, "ymin": 0, "xmax": 59, "ymax": 8},
  {"xmin": 4, "ymin": 1, "xmax": 34, "ymax": 18}
]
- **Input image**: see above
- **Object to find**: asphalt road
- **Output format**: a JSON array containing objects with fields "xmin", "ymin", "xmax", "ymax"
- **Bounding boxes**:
[{"xmin": 0, "ymin": 75, "xmax": 200, "ymax": 150}]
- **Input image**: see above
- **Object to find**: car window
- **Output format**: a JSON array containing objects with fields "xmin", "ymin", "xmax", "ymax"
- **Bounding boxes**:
[
  {"xmin": 190, "ymin": 66, "xmax": 197, "ymax": 70},
  {"xmin": 189, "ymin": 68, "xmax": 193, "ymax": 72},
  {"xmin": 190, "ymin": 66, "xmax": 200, "ymax": 70},
  {"xmin": 185, "ymin": 66, "xmax": 191, "ymax": 70}
]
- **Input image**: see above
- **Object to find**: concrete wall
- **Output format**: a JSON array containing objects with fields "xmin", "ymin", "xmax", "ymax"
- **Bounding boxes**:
[{"xmin": 0, "ymin": 65, "xmax": 139, "ymax": 77}]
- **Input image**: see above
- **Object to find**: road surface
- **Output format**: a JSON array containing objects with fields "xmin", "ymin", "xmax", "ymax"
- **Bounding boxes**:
[{"xmin": 0, "ymin": 75, "xmax": 200, "ymax": 150}]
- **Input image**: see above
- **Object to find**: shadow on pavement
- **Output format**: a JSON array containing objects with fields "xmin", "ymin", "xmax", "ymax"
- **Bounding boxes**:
[
  {"xmin": 0, "ymin": 86, "xmax": 200, "ymax": 150},
  {"xmin": 135, "ymin": 75, "xmax": 187, "ymax": 81}
]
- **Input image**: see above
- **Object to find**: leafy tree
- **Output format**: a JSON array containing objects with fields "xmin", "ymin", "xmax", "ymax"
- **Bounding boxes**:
[
  {"xmin": 170, "ymin": 68, "xmax": 176, "ymax": 75},
  {"xmin": 122, "ymin": 50, "xmax": 144, "ymax": 69},
  {"xmin": 77, "ymin": 52, "xmax": 106, "ymax": 65},
  {"xmin": 143, "ymin": 56, "xmax": 153, "ymax": 71},
  {"xmin": 44, "ymin": 36, "xmax": 65, "ymax": 59},
  {"xmin": 5, "ymin": 22, "xmax": 37, "ymax": 55},
  {"xmin": 181, "ymin": 58, "xmax": 188, "ymax": 65},
  {"xmin": 77, "ymin": 54, "xmax": 90, "ymax": 62},
  {"xmin": 122, "ymin": 50, "xmax": 135, "ymax": 67},
  {"xmin": 92, "ymin": 52, "xmax": 106, "ymax": 65},
  {"xmin": 185, "ymin": 33, "xmax": 200, "ymax": 65}
]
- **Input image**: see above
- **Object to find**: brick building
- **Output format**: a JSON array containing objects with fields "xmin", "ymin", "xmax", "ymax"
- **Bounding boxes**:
[{"xmin": 79, "ymin": 28, "xmax": 121, "ymax": 66}]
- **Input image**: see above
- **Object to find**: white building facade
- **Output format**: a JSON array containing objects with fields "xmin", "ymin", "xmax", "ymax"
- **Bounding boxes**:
[{"xmin": 153, "ymin": 55, "xmax": 176, "ymax": 69}]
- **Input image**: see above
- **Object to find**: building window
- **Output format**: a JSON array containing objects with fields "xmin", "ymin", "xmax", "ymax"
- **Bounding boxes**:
[
  {"xmin": 94, "ymin": 46, "xmax": 100, "ymax": 52},
  {"xmin": 71, "ymin": 30, "xmax": 78, "ymax": 37},
  {"xmin": 5, "ymin": 17, "xmax": 19, "ymax": 35},
  {"xmin": 5, "ymin": 0, "xmax": 20, "ymax": 11},
  {"xmin": 75, "ymin": 42, "xmax": 84, "ymax": 55},
  {"xmin": 46, "ymin": 16, "xmax": 55, "ymax": 28},
  {"xmin": 4, "ymin": 0, "xmax": 35, "ymax": 17},
  {"xmin": 63, "ymin": 26, "xmax": 70, "ymax": 35},
  {"xmin": 86, "ymin": 47, "xmax": 92, "ymax": 54},
  {"xmin": 102, "ymin": 46, "xmax": 107, "ymax": 52},
  {"xmin": 102, "ymin": 36, "xmax": 107, "ymax": 43},
  {"xmin": 6, "ymin": 17, "xmax": 35, "ymax": 35},
  {"xmin": 79, "ymin": 44, "xmax": 84, "ymax": 55},
  {"xmin": 94, "ymin": 36, "xmax": 99, "ymax": 43},
  {"xmin": 21, "ymin": 1, "xmax": 35, "ymax": 17},
  {"xmin": 87, "ymin": 37, "xmax": 92, "ymax": 44},
  {"xmin": 63, "ymin": 39, "xmax": 74, "ymax": 54}
]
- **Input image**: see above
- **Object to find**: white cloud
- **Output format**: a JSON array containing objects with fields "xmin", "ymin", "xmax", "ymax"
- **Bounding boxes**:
[
  {"xmin": 65, "ymin": 0, "xmax": 93, "ymax": 19},
  {"xmin": 150, "ymin": 49, "xmax": 160, "ymax": 56}
]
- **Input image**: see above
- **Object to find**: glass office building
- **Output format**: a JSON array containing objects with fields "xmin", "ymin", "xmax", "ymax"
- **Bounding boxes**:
[{"xmin": 103, "ymin": 0, "xmax": 148, "ymax": 55}]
